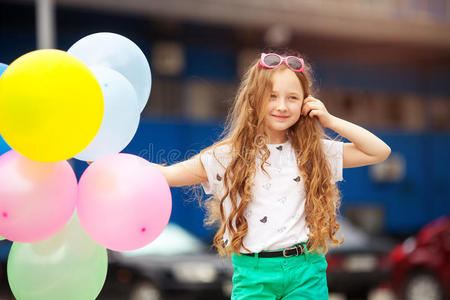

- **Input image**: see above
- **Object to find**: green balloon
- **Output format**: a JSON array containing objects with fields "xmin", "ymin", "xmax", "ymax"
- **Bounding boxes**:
[
  {"xmin": 7, "ymin": 212, "xmax": 108, "ymax": 300},
  {"xmin": 0, "ymin": 236, "xmax": 5, "ymax": 241}
]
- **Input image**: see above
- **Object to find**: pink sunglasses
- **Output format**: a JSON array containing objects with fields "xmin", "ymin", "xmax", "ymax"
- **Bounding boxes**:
[{"xmin": 258, "ymin": 53, "xmax": 305, "ymax": 73}]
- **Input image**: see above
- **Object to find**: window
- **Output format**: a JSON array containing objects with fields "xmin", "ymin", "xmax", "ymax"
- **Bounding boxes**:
[{"xmin": 182, "ymin": 78, "xmax": 235, "ymax": 121}]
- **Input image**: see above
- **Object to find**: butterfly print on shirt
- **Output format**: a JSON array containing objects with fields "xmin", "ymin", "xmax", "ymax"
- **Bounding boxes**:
[
  {"xmin": 271, "ymin": 167, "xmax": 282, "ymax": 174},
  {"xmin": 260, "ymin": 216, "xmax": 268, "ymax": 223},
  {"xmin": 262, "ymin": 183, "xmax": 272, "ymax": 191},
  {"xmin": 293, "ymin": 176, "xmax": 301, "ymax": 182},
  {"xmin": 216, "ymin": 174, "xmax": 222, "ymax": 181},
  {"xmin": 276, "ymin": 145, "xmax": 283, "ymax": 151},
  {"xmin": 277, "ymin": 196, "xmax": 287, "ymax": 205},
  {"xmin": 277, "ymin": 226, "xmax": 287, "ymax": 233}
]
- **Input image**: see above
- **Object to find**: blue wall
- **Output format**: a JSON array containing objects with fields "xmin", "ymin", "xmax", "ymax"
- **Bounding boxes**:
[{"xmin": 339, "ymin": 133, "xmax": 450, "ymax": 234}]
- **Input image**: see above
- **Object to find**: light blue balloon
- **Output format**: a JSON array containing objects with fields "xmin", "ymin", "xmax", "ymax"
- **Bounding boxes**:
[
  {"xmin": 0, "ymin": 63, "xmax": 7, "ymax": 76},
  {"xmin": 0, "ymin": 63, "xmax": 12, "ymax": 156},
  {"xmin": 67, "ymin": 32, "xmax": 151, "ymax": 113},
  {"xmin": 75, "ymin": 66, "xmax": 140, "ymax": 162},
  {"xmin": 0, "ymin": 135, "xmax": 10, "ymax": 156}
]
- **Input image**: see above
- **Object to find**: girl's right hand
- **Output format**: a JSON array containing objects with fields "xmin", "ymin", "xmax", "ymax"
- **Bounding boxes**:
[{"xmin": 87, "ymin": 161, "xmax": 93, "ymax": 165}]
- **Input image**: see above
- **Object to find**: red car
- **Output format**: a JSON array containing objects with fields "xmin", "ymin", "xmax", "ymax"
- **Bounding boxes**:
[{"xmin": 389, "ymin": 215, "xmax": 450, "ymax": 300}]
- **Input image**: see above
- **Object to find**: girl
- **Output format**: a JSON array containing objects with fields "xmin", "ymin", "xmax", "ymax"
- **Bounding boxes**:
[{"xmin": 154, "ymin": 50, "xmax": 391, "ymax": 299}]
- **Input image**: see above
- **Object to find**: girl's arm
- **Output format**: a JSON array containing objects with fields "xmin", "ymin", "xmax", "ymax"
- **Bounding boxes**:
[
  {"xmin": 328, "ymin": 116, "xmax": 391, "ymax": 168},
  {"xmin": 87, "ymin": 157, "xmax": 207, "ymax": 187},
  {"xmin": 301, "ymin": 96, "xmax": 391, "ymax": 169},
  {"xmin": 152, "ymin": 155, "xmax": 208, "ymax": 187}
]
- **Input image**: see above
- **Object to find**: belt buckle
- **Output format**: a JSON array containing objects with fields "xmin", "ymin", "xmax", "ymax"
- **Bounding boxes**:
[{"xmin": 282, "ymin": 245, "xmax": 299, "ymax": 258}]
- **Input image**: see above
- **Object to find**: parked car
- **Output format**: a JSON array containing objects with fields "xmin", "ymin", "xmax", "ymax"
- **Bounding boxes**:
[
  {"xmin": 99, "ymin": 223, "xmax": 233, "ymax": 300},
  {"xmin": 326, "ymin": 216, "xmax": 396, "ymax": 300},
  {"xmin": 388, "ymin": 215, "xmax": 450, "ymax": 300}
]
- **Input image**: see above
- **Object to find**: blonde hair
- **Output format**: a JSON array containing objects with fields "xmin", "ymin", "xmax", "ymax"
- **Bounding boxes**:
[{"xmin": 197, "ymin": 50, "xmax": 343, "ymax": 256}]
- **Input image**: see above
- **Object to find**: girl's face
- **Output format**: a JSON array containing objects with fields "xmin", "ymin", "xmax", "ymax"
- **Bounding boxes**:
[{"xmin": 263, "ymin": 68, "xmax": 304, "ymax": 144}]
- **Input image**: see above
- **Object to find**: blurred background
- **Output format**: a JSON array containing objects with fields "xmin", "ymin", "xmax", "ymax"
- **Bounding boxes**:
[{"xmin": 0, "ymin": 0, "xmax": 449, "ymax": 299}]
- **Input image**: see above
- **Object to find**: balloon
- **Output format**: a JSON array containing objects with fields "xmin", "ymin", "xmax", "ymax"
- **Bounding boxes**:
[
  {"xmin": 0, "ymin": 64, "xmax": 11, "ymax": 156},
  {"xmin": 0, "ymin": 150, "xmax": 77, "ymax": 243},
  {"xmin": 0, "ymin": 134, "xmax": 10, "ymax": 156},
  {"xmin": 0, "ymin": 236, "xmax": 5, "ymax": 241},
  {"xmin": 0, "ymin": 49, "xmax": 104, "ymax": 162},
  {"xmin": 75, "ymin": 66, "xmax": 140, "ymax": 161},
  {"xmin": 0, "ymin": 62, "xmax": 7, "ymax": 76},
  {"xmin": 68, "ymin": 32, "xmax": 151, "ymax": 112},
  {"xmin": 77, "ymin": 154, "xmax": 172, "ymax": 251},
  {"xmin": 7, "ymin": 213, "xmax": 107, "ymax": 300}
]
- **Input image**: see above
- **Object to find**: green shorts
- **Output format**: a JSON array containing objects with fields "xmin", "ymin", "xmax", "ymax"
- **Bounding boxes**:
[{"xmin": 231, "ymin": 243, "xmax": 328, "ymax": 299}]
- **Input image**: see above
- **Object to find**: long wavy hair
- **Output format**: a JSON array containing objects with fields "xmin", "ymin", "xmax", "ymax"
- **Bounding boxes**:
[{"xmin": 197, "ymin": 49, "xmax": 343, "ymax": 257}]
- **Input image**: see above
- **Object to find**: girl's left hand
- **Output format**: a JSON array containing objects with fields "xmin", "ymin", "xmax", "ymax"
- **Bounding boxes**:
[{"xmin": 302, "ymin": 96, "xmax": 335, "ymax": 128}]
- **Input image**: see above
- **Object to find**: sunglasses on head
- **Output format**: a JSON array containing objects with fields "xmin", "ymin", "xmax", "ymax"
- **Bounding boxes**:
[{"xmin": 258, "ymin": 53, "xmax": 305, "ymax": 73}]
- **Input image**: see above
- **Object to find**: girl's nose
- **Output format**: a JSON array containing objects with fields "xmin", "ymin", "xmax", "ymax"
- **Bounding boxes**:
[{"xmin": 276, "ymin": 98, "xmax": 288, "ymax": 111}]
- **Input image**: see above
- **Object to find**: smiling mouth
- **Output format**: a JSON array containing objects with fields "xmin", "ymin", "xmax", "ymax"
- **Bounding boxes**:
[{"xmin": 272, "ymin": 115, "xmax": 289, "ymax": 119}]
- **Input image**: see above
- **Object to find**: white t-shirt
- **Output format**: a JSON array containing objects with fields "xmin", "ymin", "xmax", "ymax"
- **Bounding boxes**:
[{"xmin": 200, "ymin": 138, "xmax": 344, "ymax": 253}]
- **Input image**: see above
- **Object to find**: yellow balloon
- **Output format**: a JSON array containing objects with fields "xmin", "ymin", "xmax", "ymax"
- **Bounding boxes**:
[{"xmin": 0, "ymin": 49, "xmax": 103, "ymax": 162}]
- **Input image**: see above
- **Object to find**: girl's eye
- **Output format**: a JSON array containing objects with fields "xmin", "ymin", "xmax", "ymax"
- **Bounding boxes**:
[
  {"xmin": 289, "ymin": 96, "xmax": 298, "ymax": 100},
  {"xmin": 270, "ymin": 94, "xmax": 277, "ymax": 99}
]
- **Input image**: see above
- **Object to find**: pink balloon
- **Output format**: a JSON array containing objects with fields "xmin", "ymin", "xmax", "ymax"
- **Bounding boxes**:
[
  {"xmin": 77, "ymin": 153, "xmax": 172, "ymax": 251},
  {"xmin": 0, "ymin": 150, "xmax": 77, "ymax": 242}
]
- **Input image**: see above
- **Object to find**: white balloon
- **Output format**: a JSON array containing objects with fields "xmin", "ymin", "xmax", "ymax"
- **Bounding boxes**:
[
  {"xmin": 75, "ymin": 66, "xmax": 140, "ymax": 161},
  {"xmin": 68, "ymin": 32, "xmax": 151, "ymax": 112}
]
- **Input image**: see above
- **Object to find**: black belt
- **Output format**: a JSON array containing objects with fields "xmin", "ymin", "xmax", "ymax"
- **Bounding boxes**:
[{"xmin": 241, "ymin": 243, "xmax": 306, "ymax": 258}]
